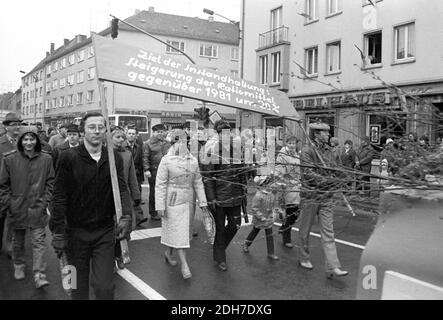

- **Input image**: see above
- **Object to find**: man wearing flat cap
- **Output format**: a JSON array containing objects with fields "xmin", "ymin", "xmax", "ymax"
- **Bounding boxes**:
[
  {"xmin": 143, "ymin": 124, "xmax": 171, "ymax": 220},
  {"xmin": 52, "ymin": 124, "xmax": 81, "ymax": 169},
  {"xmin": 0, "ymin": 113, "xmax": 23, "ymax": 256},
  {"xmin": 48, "ymin": 124, "xmax": 68, "ymax": 150},
  {"xmin": 297, "ymin": 121, "xmax": 348, "ymax": 278}
]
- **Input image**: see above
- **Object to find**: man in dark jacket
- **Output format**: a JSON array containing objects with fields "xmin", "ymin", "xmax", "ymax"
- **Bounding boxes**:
[
  {"xmin": 356, "ymin": 137, "xmax": 376, "ymax": 193},
  {"xmin": 200, "ymin": 120, "xmax": 247, "ymax": 272},
  {"xmin": 143, "ymin": 124, "xmax": 170, "ymax": 220},
  {"xmin": 49, "ymin": 112, "xmax": 132, "ymax": 300},
  {"xmin": 298, "ymin": 122, "xmax": 348, "ymax": 278},
  {"xmin": 124, "ymin": 126, "xmax": 146, "ymax": 224},
  {"xmin": 0, "ymin": 112, "xmax": 22, "ymax": 257},
  {"xmin": 51, "ymin": 124, "xmax": 81, "ymax": 169}
]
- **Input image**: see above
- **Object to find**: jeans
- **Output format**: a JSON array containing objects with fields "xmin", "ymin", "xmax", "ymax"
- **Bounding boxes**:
[
  {"xmin": 245, "ymin": 227, "xmax": 274, "ymax": 255},
  {"xmin": 298, "ymin": 198, "xmax": 341, "ymax": 272},
  {"xmin": 213, "ymin": 205, "xmax": 242, "ymax": 263},
  {"xmin": 13, "ymin": 227, "xmax": 47, "ymax": 275},
  {"xmin": 0, "ymin": 213, "xmax": 13, "ymax": 253},
  {"xmin": 279, "ymin": 206, "xmax": 299, "ymax": 244},
  {"xmin": 67, "ymin": 223, "xmax": 116, "ymax": 300}
]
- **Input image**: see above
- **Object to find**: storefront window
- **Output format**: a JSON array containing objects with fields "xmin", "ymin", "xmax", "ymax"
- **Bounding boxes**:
[{"xmin": 368, "ymin": 113, "xmax": 407, "ymax": 146}]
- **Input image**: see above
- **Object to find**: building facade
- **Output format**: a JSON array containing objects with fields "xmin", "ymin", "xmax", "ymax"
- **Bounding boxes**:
[
  {"xmin": 21, "ymin": 8, "xmax": 240, "ymax": 131},
  {"xmin": 242, "ymin": 0, "xmax": 443, "ymax": 145}
]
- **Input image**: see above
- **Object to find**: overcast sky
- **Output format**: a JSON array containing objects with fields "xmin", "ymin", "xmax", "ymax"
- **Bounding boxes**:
[{"xmin": 0, "ymin": 0, "xmax": 241, "ymax": 94}]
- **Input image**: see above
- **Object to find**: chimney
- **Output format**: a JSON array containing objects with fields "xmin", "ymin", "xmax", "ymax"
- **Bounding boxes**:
[
  {"xmin": 63, "ymin": 38, "xmax": 69, "ymax": 46},
  {"xmin": 148, "ymin": 6, "xmax": 155, "ymax": 13},
  {"xmin": 46, "ymin": 51, "xmax": 50, "ymax": 57},
  {"xmin": 135, "ymin": 9, "xmax": 140, "ymax": 15},
  {"xmin": 76, "ymin": 34, "xmax": 87, "ymax": 43},
  {"xmin": 50, "ymin": 43, "xmax": 55, "ymax": 53},
  {"xmin": 208, "ymin": 16, "xmax": 214, "ymax": 22}
]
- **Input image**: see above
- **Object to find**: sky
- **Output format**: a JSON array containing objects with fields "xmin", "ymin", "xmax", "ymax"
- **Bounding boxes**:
[{"xmin": 0, "ymin": 0, "xmax": 241, "ymax": 94}]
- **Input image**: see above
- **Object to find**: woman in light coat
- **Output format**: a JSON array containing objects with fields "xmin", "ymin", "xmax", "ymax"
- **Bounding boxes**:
[
  {"xmin": 275, "ymin": 135, "xmax": 301, "ymax": 248},
  {"xmin": 155, "ymin": 129, "xmax": 209, "ymax": 279}
]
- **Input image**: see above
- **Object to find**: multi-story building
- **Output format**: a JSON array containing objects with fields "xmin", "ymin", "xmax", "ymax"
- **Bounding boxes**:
[
  {"xmin": 22, "ymin": 7, "xmax": 240, "ymax": 130},
  {"xmin": 242, "ymin": 0, "xmax": 443, "ymax": 145},
  {"xmin": 21, "ymin": 60, "xmax": 45, "ymax": 124}
]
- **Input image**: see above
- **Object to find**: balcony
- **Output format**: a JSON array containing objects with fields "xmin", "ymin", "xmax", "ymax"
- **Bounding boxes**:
[{"xmin": 258, "ymin": 26, "xmax": 289, "ymax": 49}]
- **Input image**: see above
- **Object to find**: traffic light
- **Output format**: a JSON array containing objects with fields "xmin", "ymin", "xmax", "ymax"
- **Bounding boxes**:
[
  {"xmin": 194, "ymin": 107, "xmax": 203, "ymax": 120},
  {"xmin": 111, "ymin": 18, "xmax": 119, "ymax": 39},
  {"xmin": 202, "ymin": 107, "xmax": 210, "ymax": 126}
]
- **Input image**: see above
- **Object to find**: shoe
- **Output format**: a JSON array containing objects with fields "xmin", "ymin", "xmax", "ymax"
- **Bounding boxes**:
[
  {"xmin": 7, "ymin": 251, "xmax": 12, "ymax": 260},
  {"xmin": 136, "ymin": 218, "xmax": 148, "ymax": 226},
  {"xmin": 326, "ymin": 268, "xmax": 349, "ymax": 279},
  {"xmin": 140, "ymin": 201, "xmax": 145, "ymax": 205},
  {"xmin": 150, "ymin": 215, "xmax": 161, "ymax": 221},
  {"xmin": 299, "ymin": 261, "xmax": 313, "ymax": 270},
  {"xmin": 217, "ymin": 262, "xmax": 227, "ymax": 272},
  {"xmin": 267, "ymin": 254, "xmax": 279, "ymax": 260},
  {"xmin": 192, "ymin": 231, "xmax": 198, "ymax": 237},
  {"xmin": 116, "ymin": 257, "xmax": 125, "ymax": 269},
  {"xmin": 284, "ymin": 243, "xmax": 294, "ymax": 248},
  {"xmin": 242, "ymin": 243, "xmax": 249, "ymax": 253},
  {"xmin": 14, "ymin": 264, "xmax": 25, "ymax": 280},
  {"xmin": 164, "ymin": 251, "xmax": 178, "ymax": 267},
  {"xmin": 181, "ymin": 265, "xmax": 192, "ymax": 279},
  {"xmin": 34, "ymin": 273, "xmax": 50, "ymax": 289}
]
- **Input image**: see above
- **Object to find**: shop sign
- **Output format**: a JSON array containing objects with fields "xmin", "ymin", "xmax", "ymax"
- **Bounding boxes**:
[{"xmin": 293, "ymin": 91, "xmax": 390, "ymax": 109}]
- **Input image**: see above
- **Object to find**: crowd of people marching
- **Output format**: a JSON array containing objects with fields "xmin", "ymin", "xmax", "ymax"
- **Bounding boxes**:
[{"xmin": 0, "ymin": 110, "xmax": 442, "ymax": 299}]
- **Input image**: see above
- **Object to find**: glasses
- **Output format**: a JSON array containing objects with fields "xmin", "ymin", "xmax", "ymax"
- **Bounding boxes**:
[
  {"xmin": 7, "ymin": 122, "xmax": 21, "ymax": 127},
  {"xmin": 86, "ymin": 125, "xmax": 106, "ymax": 132}
]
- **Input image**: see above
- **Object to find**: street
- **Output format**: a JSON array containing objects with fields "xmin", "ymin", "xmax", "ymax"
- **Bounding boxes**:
[{"xmin": 0, "ymin": 188, "xmax": 377, "ymax": 300}]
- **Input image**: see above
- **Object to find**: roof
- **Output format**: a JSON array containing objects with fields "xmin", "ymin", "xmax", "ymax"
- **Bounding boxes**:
[{"xmin": 122, "ymin": 10, "xmax": 239, "ymax": 45}]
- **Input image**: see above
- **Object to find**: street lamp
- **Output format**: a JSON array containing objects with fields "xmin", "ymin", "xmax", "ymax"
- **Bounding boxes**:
[{"xmin": 203, "ymin": 7, "xmax": 245, "ymax": 128}]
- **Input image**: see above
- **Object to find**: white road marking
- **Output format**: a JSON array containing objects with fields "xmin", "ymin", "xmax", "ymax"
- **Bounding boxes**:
[{"xmin": 117, "ymin": 268, "xmax": 166, "ymax": 300}]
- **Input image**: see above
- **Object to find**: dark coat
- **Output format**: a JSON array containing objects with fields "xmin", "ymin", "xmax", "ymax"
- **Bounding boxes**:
[
  {"xmin": 51, "ymin": 140, "xmax": 70, "ymax": 169},
  {"xmin": 200, "ymin": 137, "xmax": 247, "ymax": 208},
  {"xmin": 0, "ymin": 150, "xmax": 54, "ymax": 229},
  {"xmin": 340, "ymin": 148, "xmax": 357, "ymax": 169},
  {"xmin": 143, "ymin": 136, "xmax": 171, "ymax": 173},
  {"xmin": 124, "ymin": 140, "xmax": 145, "ymax": 184},
  {"xmin": 357, "ymin": 145, "xmax": 376, "ymax": 173},
  {"xmin": 0, "ymin": 134, "xmax": 16, "ymax": 162},
  {"xmin": 49, "ymin": 144, "xmax": 132, "ymax": 235}
]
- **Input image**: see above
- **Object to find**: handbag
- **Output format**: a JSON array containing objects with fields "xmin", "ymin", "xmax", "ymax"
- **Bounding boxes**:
[{"xmin": 201, "ymin": 207, "xmax": 216, "ymax": 245}]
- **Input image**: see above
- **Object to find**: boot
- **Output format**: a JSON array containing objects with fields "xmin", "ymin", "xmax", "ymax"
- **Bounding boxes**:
[
  {"xmin": 34, "ymin": 272, "xmax": 50, "ymax": 289},
  {"xmin": 14, "ymin": 264, "xmax": 25, "ymax": 280},
  {"xmin": 326, "ymin": 268, "xmax": 349, "ymax": 279}
]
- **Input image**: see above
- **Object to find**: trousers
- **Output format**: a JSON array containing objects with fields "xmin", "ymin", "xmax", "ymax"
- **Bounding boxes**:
[
  {"xmin": 67, "ymin": 223, "xmax": 115, "ymax": 300},
  {"xmin": 148, "ymin": 170, "xmax": 157, "ymax": 216},
  {"xmin": 13, "ymin": 227, "xmax": 47, "ymax": 274},
  {"xmin": 245, "ymin": 227, "xmax": 274, "ymax": 254},
  {"xmin": 298, "ymin": 197, "xmax": 341, "ymax": 271},
  {"xmin": 279, "ymin": 206, "xmax": 299, "ymax": 244},
  {"xmin": 213, "ymin": 205, "xmax": 241, "ymax": 263}
]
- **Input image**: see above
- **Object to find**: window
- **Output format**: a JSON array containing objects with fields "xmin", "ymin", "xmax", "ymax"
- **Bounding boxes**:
[
  {"xmin": 271, "ymin": 52, "xmax": 281, "ymax": 84},
  {"xmin": 59, "ymin": 97, "xmax": 64, "ymax": 108},
  {"xmin": 67, "ymin": 95, "xmax": 73, "ymax": 106},
  {"xmin": 87, "ymin": 67, "xmax": 96, "ymax": 80},
  {"xmin": 166, "ymin": 40, "xmax": 185, "ymax": 53},
  {"xmin": 199, "ymin": 44, "xmax": 218, "ymax": 58},
  {"xmin": 46, "ymin": 82, "xmax": 51, "ymax": 92},
  {"xmin": 86, "ymin": 90, "xmax": 94, "ymax": 102},
  {"xmin": 60, "ymin": 78, "xmax": 66, "ymax": 88},
  {"xmin": 46, "ymin": 65, "xmax": 52, "ymax": 74},
  {"xmin": 67, "ymin": 74, "xmax": 75, "ymax": 86},
  {"xmin": 231, "ymin": 48, "xmax": 239, "ymax": 61},
  {"xmin": 39, "ymin": 87, "xmax": 43, "ymax": 96},
  {"xmin": 271, "ymin": 6, "xmax": 283, "ymax": 43},
  {"xmin": 164, "ymin": 94, "xmax": 184, "ymax": 103},
  {"xmin": 305, "ymin": 46, "xmax": 318, "ymax": 75},
  {"xmin": 259, "ymin": 55, "xmax": 268, "ymax": 84},
  {"xmin": 87, "ymin": 46, "xmax": 94, "ymax": 58},
  {"xmin": 39, "ymin": 103, "xmax": 42, "ymax": 114},
  {"xmin": 52, "ymin": 98, "xmax": 57, "ymax": 109},
  {"xmin": 26, "ymin": 92, "xmax": 29, "ymax": 100},
  {"xmin": 52, "ymin": 79, "xmax": 58, "ymax": 90},
  {"xmin": 327, "ymin": 0, "xmax": 342, "ymax": 16},
  {"xmin": 326, "ymin": 41, "xmax": 341, "ymax": 73},
  {"xmin": 77, "ymin": 92, "xmax": 83, "ymax": 105},
  {"xmin": 77, "ymin": 71, "xmax": 84, "ymax": 83},
  {"xmin": 305, "ymin": 0, "xmax": 318, "ymax": 22},
  {"xmin": 68, "ymin": 54, "xmax": 75, "ymax": 65},
  {"xmin": 230, "ymin": 70, "xmax": 239, "ymax": 78},
  {"xmin": 364, "ymin": 31, "xmax": 382, "ymax": 65},
  {"xmin": 394, "ymin": 23, "xmax": 415, "ymax": 61},
  {"xmin": 77, "ymin": 50, "xmax": 85, "ymax": 62},
  {"xmin": 61, "ymin": 58, "xmax": 67, "ymax": 69},
  {"xmin": 54, "ymin": 61, "xmax": 58, "ymax": 72},
  {"xmin": 45, "ymin": 100, "xmax": 49, "ymax": 111}
]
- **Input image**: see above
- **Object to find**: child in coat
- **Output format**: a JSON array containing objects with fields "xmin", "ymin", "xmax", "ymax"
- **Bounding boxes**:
[{"xmin": 242, "ymin": 175, "xmax": 284, "ymax": 260}]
